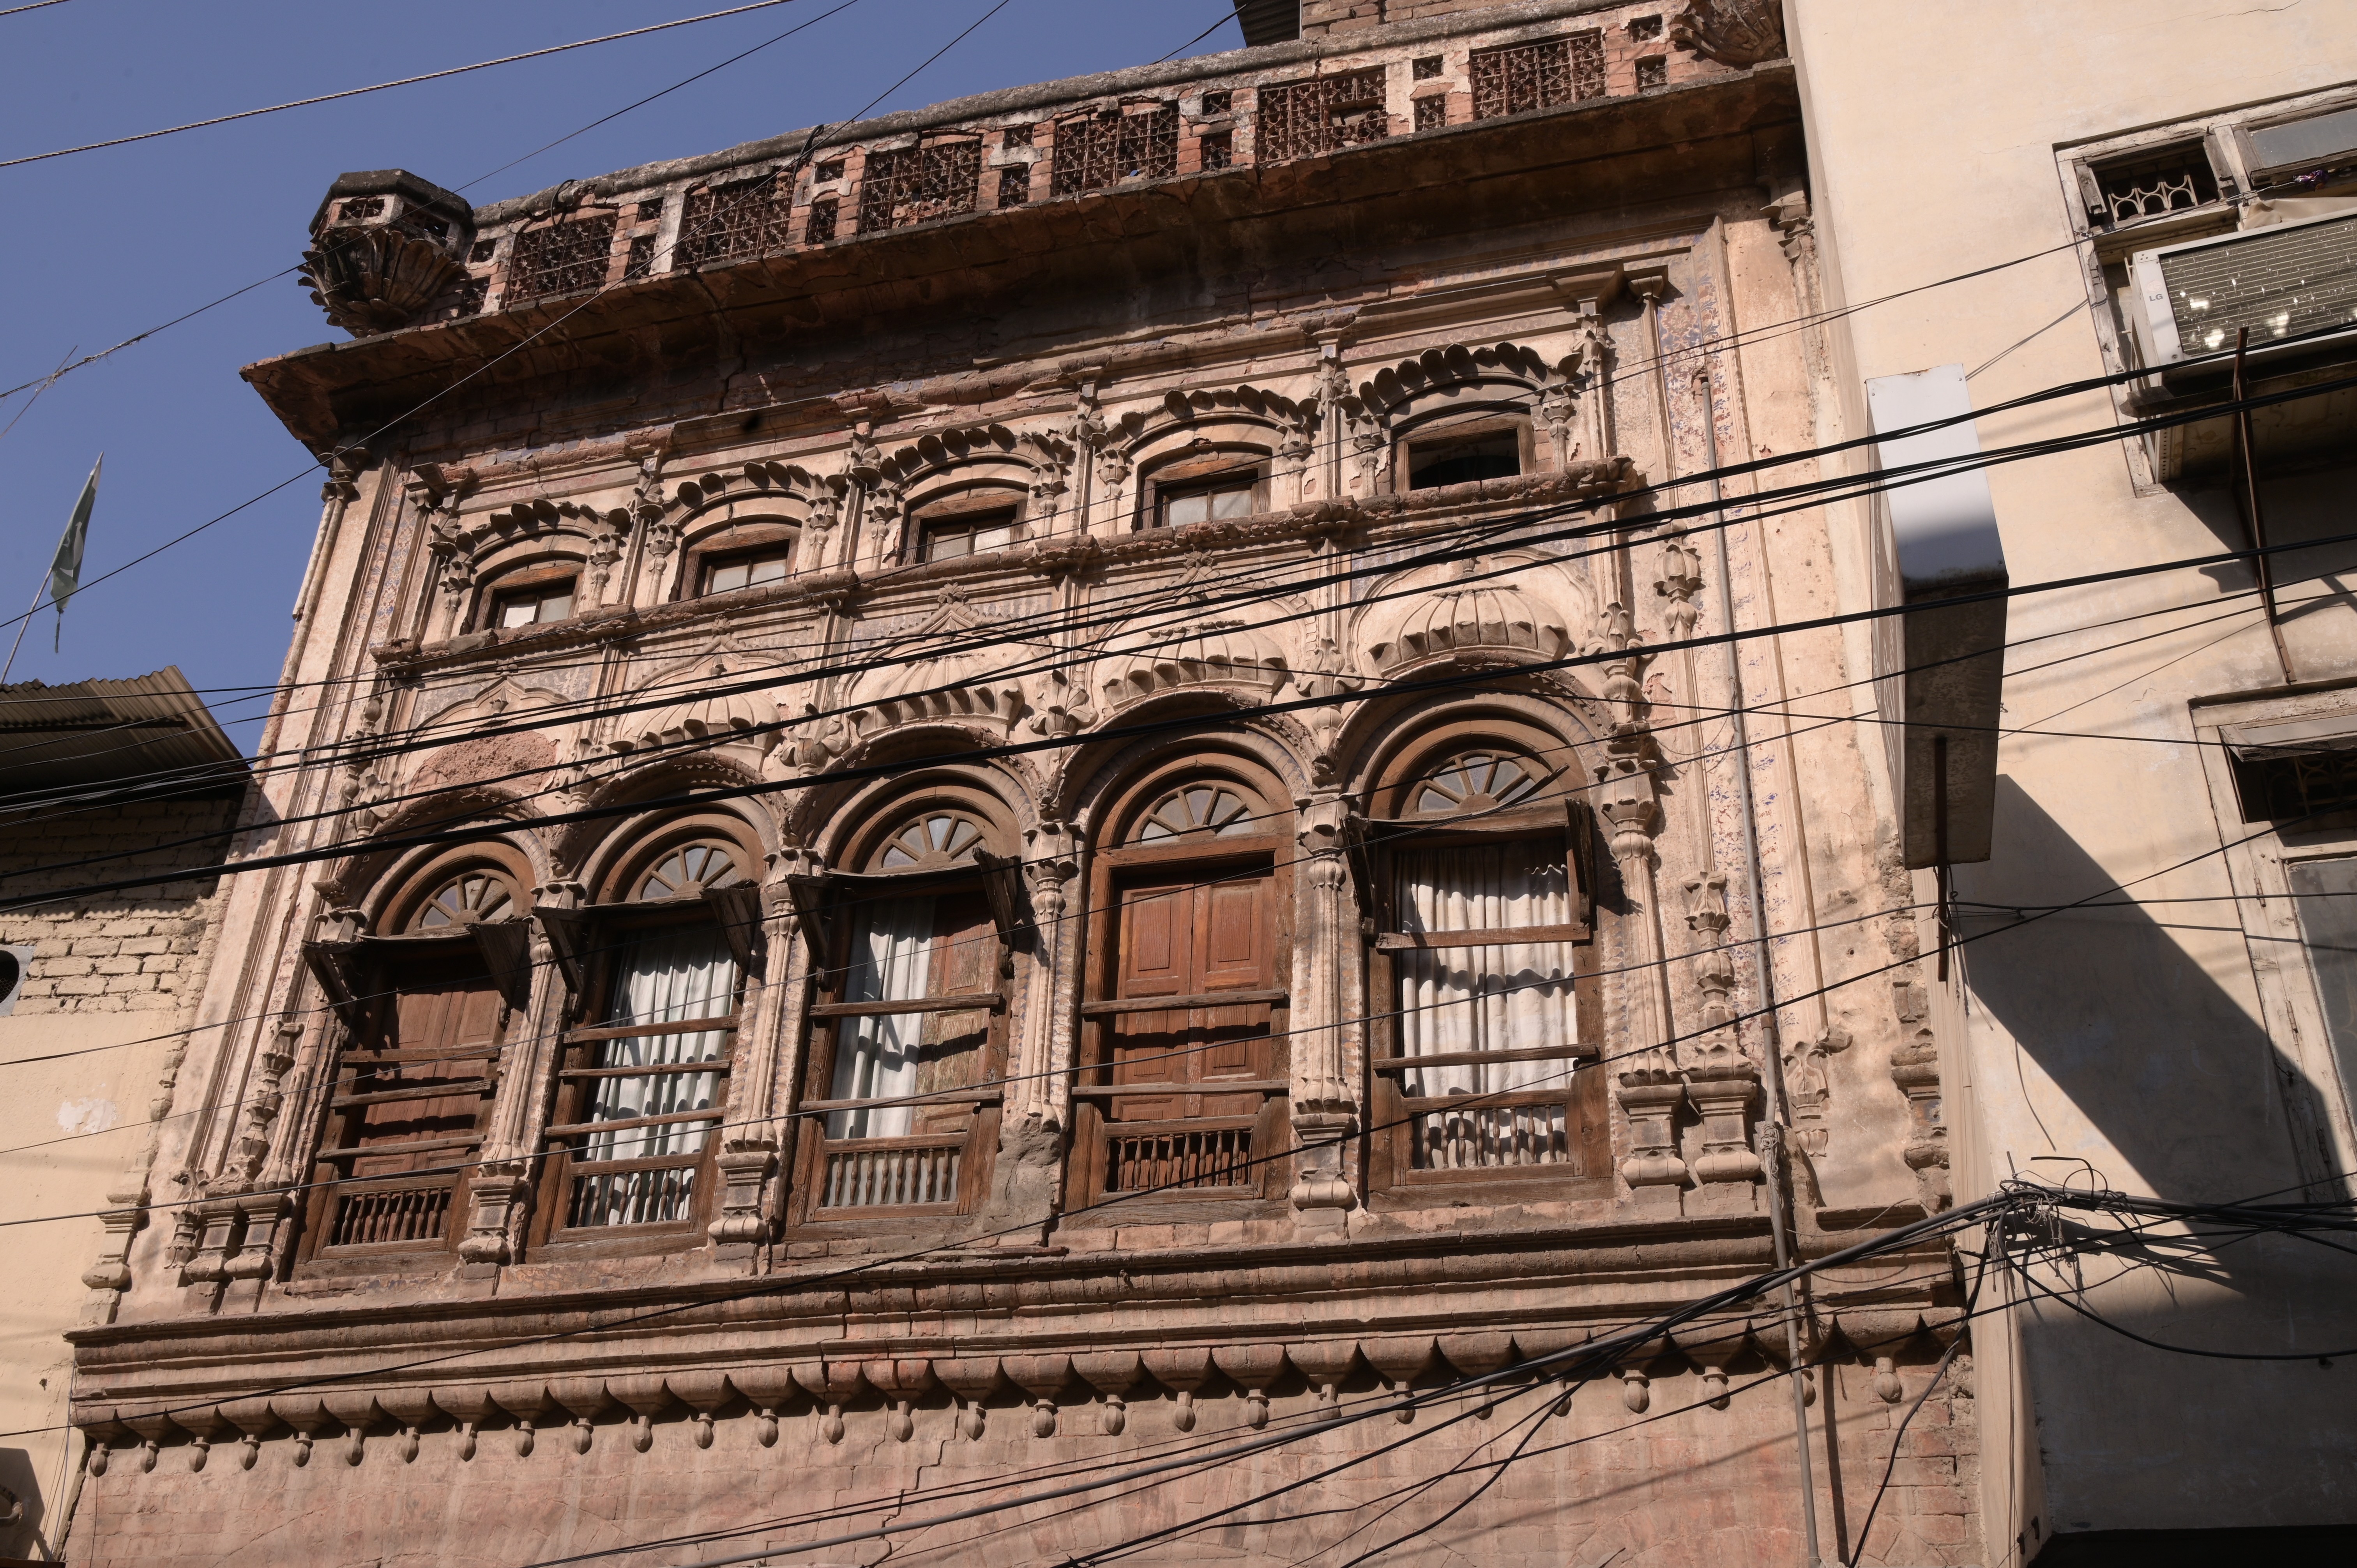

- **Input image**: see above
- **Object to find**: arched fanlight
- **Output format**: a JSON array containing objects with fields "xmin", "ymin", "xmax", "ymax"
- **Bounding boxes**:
[
  {"xmin": 1134, "ymin": 783, "xmax": 1264, "ymax": 842},
  {"xmin": 871, "ymin": 810, "xmax": 988, "ymax": 871},
  {"xmin": 635, "ymin": 841, "xmax": 747, "ymax": 901},
  {"xmin": 1410, "ymin": 750, "xmax": 1544, "ymax": 816},
  {"xmin": 411, "ymin": 870, "xmax": 516, "ymax": 931}
]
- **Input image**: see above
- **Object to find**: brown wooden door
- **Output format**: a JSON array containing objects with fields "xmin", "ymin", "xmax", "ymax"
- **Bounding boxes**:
[
  {"xmin": 350, "ymin": 981, "xmax": 502, "ymax": 1171},
  {"xmin": 1109, "ymin": 872, "xmax": 1276, "ymax": 1121},
  {"xmin": 907, "ymin": 890, "xmax": 996, "ymax": 1137}
]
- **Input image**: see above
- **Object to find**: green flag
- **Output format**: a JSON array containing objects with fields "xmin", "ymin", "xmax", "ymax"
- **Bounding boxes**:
[{"xmin": 49, "ymin": 454, "xmax": 99, "ymax": 653}]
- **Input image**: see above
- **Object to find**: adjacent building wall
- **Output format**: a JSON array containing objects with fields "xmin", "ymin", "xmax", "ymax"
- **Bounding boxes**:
[
  {"xmin": 1788, "ymin": 0, "xmax": 2357, "ymax": 1559},
  {"xmin": 0, "ymin": 792, "xmax": 239, "ymax": 1561}
]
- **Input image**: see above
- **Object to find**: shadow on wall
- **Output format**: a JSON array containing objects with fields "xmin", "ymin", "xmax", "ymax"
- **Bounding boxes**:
[
  {"xmin": 2184, "ymin": 469, "xmax": 2357, "ymax": 682},
  {"xmin": 1952, "ymin": 775, "xmax": 2329, "ymax": 1199},
  {"xmin": 0, "ymin": 1446, "xmax": 46, "ymax": 1560},
  {"xmin": 1956, "ymin": 779, "xmax": 2357, "ymax": 1536}
]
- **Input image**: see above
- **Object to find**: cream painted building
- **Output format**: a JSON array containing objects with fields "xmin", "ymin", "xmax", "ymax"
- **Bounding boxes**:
[
  {"xmin": 1791, "ymin": 0, "xmax": 2357, "ymax": 1561},
  {"xmin": 0, "ymin": 671, "xmax": 244, "ymax": 1562}
]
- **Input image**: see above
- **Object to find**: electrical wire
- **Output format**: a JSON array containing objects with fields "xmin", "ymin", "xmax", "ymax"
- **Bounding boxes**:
[{"xmin": 0, "ymin": 2, "xmax": 820, "ymax": 170}]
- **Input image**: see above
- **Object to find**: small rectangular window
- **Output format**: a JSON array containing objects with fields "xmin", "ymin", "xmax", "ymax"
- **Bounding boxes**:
[
  {"xmin": 921, "ymin": 507, "xmax": 1019, "ymax": 562},
  {"xmin": 1200, "ymin": 90, "xmax": 1232, "ymax": 115},
  {"xmin": 1636, "ymin": 57, "xmax": 1668, "ymax": 91},
  {"xmin": 1159, "ymin": 481, "xmax": 1256, "ymax": 527},
  {"xmin": 1412, "ymin": 56, "xmax": 1444, "ymax": 81},
  {"xmin": 1629, "ymin": 14, "xmax": 1663, "ymax": 41},
  {"xmin": 490, "ymin": 577, "xmax": 576, "ymax": 629},
  {"xmin": 1406, "ymin": 428, "xmax": 1521, "ymax": 490},
  {"xmin": 998, "ymin": 166, "xmax": 1031, "ymax": 208},
  {"xmin": 1414, "ymin": 96, "xmax": 1447, "ymax": 132},
  {"xmin": 1200, "ymin": 129, "xmax": 1235, "ymax": 170},
  {"xmin": 2090, "ymin": 142, "xmax": 2222, "ymax": 227},
  {"xmin": 702, "ymin": 548, "xmax": 791, "ymax": 595}
]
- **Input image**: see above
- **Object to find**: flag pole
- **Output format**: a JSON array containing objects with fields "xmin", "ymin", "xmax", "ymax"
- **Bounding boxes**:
[{"xmin": 0, "ymin": 570, "xmax": 48, "ymax": 685}]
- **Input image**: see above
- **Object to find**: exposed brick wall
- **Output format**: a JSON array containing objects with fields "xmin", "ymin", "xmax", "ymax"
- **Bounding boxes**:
[
  {"xmin": 1302, "ymin": 0, "xmax": 1548, "ymax": 34},
  {"xmin": 0, "ymin": 792, "xmax": 240, "ymax": 1015}
]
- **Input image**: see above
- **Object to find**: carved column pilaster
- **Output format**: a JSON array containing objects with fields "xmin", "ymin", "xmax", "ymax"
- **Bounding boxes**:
[
  {"xmin": 210, "ymin": 1014, "xmax": 310, "ymax": 1285},
  {"xmin": 458, "ymin": 908, "xmax": 568, "ymax": 1264},
  {"xmin": 1012, "ymin": 823, "xmax": 1082, "ymax": 1123},
  {"xmin": 1289, "ymin": 795, "xmax": 1360, "ymax": 1222},
  {"xmin": 969, "ymin": 824, "xmax": 1081, "ymax": 1245},
  {"xmin": 705, "ymin": 865, "xmax": 803, "ymax": 1249},
  {"xmin": 1597, "ymin": 604, "xmax": 1688, "ymax": 1209},
  {"xmin": 1891, "ymin": 978, "xmax": 1950, "ymax": 1212},
  {"xmin": 1681, "ymin": 874, "xmax": 1768, "ymax": 1208}
]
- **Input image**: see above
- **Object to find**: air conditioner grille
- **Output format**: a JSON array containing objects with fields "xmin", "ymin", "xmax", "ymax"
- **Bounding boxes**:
[{"xmin": 2157, "ymin": 214, "xmax": 2357, "ymax": 355}]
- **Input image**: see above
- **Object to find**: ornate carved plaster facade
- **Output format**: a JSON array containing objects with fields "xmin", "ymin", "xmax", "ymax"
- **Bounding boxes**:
[{"xmin": 65, "ymin": 4, "xmax": 1972, "ymax": 1563}]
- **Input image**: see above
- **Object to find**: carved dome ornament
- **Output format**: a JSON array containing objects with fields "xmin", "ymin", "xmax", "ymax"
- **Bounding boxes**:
[
  {"xmin": 841, "ymin": 594, "xmax": 1030, "ymax": 737},
  {"xmin": 1359, "ymin": 571, "xmax": 1573, "ymax": 676},
  {"xmin": 1097, "ymin": 616, "xmax": 1290, "ymax": 714},
  {"xmin": 300, "ymin": 171, "xmax": 478, "ymax": 337},
  {"xmin": 608, "ymin": 655, "xmax": 774, "ymax": 756}
]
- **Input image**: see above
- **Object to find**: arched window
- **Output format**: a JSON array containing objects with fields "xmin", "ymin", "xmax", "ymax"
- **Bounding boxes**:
[
  {"xmin": 907, "ymin": 483, "xmax": 1027, "ymax": 563},
  {"xmin": 538, "ymin": 825, "xmax": 758, "ymax": 1240},
  {"xmin": 682, "ymin": 520, "xmax": 797, "ymax": 599},
  {"xmin": 410, "ymin": 869, "xmax": 517, "ymax": 929},
  {"xmin": 793, "ymin": 794, "xmax": 1014, "ymax": 1220},
  {"xmin": 1366, "ymin": 728, "xmax": 1607, "ymax": 1191},
  {"xmin": 1132, "ymin": 782, "xmax": 1265, "ymax": 841},
  {"xmin": 298, "ymin": 852, "xmax": 530, "ymax": 1263},
  {"xmin": 1076, "ymin": 761, "xmax": 1291, "ymax": 1206}
]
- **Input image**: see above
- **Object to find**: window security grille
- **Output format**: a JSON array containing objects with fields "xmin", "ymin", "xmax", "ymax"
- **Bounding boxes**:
[
  {"xmin": 2092, "ymin": 144, "xmax": 2221, "ymax": 227},
  {"xmin": 1050, "ymin": 104, "xmax": 1180, "ymax": 196},
  {"xmin": 506, "ymin": 215, "xmax": 618, "ymax": 304},
  {"xmin": 858, "ymin": 139, "xmax": 984, "ymax": 235},
  {"xmin": 677, "ymin": 175, "xmax": 793, "ymax": 267},
  {"xmin": 1257, "ymin": 69, "xmax": 1389, "ymax": 162},
  {"xmin": 1470, "ymin": 33, "xmax": 1606, "ymax": 121}
]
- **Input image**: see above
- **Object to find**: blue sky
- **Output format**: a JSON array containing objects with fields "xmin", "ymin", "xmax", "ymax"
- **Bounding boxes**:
[{"xmin": 0, "ymin": 0, "xmax": 1244, "ymax": 736}]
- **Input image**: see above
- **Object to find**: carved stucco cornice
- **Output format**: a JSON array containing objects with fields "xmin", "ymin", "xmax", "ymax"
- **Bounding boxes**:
[
  {"xmin": 365, "ymin": 463, "xmax": 1637, "ymax": 678},
  {"xmin": 71, "ymin": 1210, "xmax": 1960, "ymax": 1385}
]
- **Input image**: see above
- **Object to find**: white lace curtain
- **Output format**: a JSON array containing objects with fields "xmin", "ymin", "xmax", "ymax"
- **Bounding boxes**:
[
  {"xmin": 1393, "ymin": 842, "xmax": 1578, "ymax": 1098},
  {"xmin": 827, "ymin": 897, "xmax": 936, "ymax": 1139},
  {"xmin": 582, "ymin": 923, "xmax": 739, "ymax": 1166}
]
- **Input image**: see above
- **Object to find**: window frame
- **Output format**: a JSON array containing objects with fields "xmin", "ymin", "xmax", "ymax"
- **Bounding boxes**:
[
  {"xmin": 2191, "ymin": 683, "xmax": 2357, "ymax": 1185},
  {"xmin": 1141, "ymin": 449, "xmax": 1268, "ymax": 531},
  {"xmin": 477, "ymin": 562, "xmax": 580, "ymax": 632},
  {"xmin": 1359, "ymin": 727, "xmax": 1611, "ymax": 1205},
  {"xmin": 1392, "ymin": 409, "xmax": 1536, "ymax": 494},
  {"xmin": 682, "ymin": 520, "xmax": 798, "ymax": 600},
  {"xmin": 784, "ymin": 795, "xmax": 1023, "ymax": 1233},
  {"xmin": 1067, "ymin": 760, "xmax": 1295, "ymax": 1220},
  {"xmin": 528, "ymin": 826, "xmax": 761, "ymax": 1253},
  {"xmin": 906, "ymin": 483, "xmax": 1028, "ymax": 564},
  {"xmin": 293, "ymin": 850, "xmax": 534, "ymax": 1273}
]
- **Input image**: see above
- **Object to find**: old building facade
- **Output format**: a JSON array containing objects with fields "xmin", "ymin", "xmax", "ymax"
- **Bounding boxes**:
[{"xmin": 62, "ymin": 4, "xmax": 1984, "ymax": 1564}]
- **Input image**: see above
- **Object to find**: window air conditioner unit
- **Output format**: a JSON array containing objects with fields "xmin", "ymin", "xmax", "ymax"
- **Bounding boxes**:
[{"xmin": 2129, "ymin": 207, "xmax": 2357, "ymax": 369}]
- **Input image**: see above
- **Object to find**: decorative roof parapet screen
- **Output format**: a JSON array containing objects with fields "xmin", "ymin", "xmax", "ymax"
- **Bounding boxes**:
[
  {"xmin": 507, "ymin": 214, "xmax": 617, "ymax": 304},
  {"xmin": 1050, "ymin": 104, "xmax": 1180, "ymax": 196},
  {"xmin": 1471, "ymin": 32, "xmax": 1606, "ymax": 121}
]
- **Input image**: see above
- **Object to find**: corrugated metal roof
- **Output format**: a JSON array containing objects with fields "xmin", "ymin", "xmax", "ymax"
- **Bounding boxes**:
[
  {"xmin": 0, "ymin": 666, "xmax": 247, "ymax": 802},
  {"xmin": 1234, "ymin": 0, "xmax": 1301, "ymax": 47}
]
